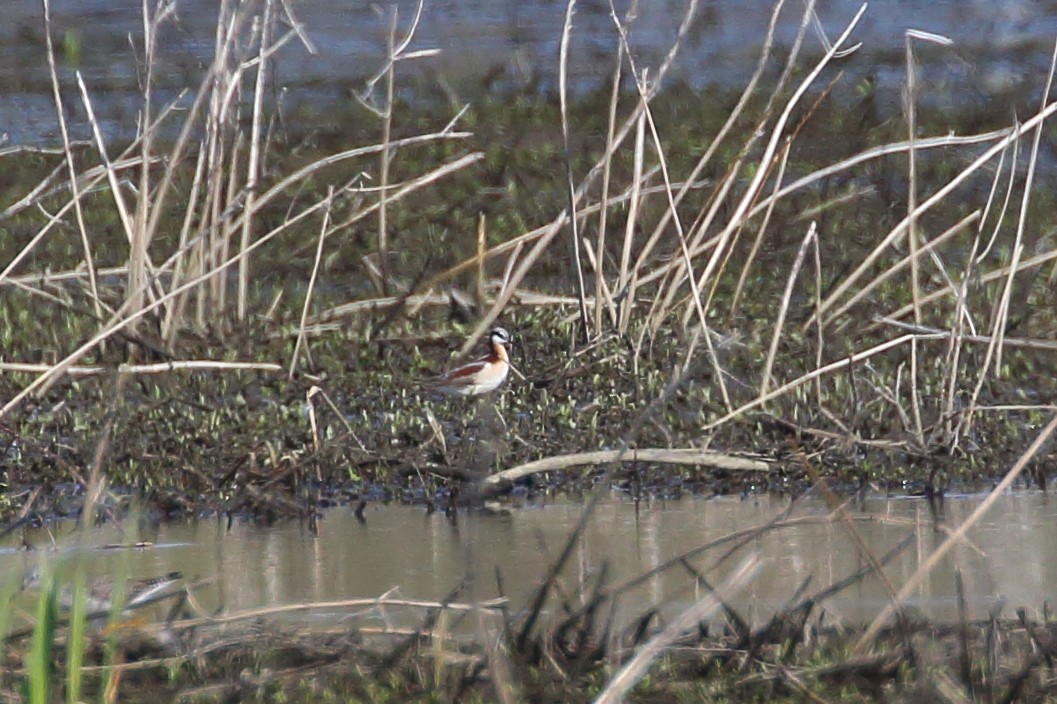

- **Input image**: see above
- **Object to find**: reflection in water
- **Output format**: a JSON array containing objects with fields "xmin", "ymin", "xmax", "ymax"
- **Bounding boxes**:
[{"xmin": 2, "ymin": 493, "xmax": 1055, "ymax": 629}]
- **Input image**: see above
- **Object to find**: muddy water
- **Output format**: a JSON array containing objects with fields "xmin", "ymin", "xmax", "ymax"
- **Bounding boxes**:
[{"xmin": 3, "ymin": 492, "xmax": 1056, "ymax": 629}]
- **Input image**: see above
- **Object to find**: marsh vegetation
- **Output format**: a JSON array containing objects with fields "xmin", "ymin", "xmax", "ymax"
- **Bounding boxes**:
[{"xmin": 2, "ymin": 0, "xmax": 1057, "ymax": 700}]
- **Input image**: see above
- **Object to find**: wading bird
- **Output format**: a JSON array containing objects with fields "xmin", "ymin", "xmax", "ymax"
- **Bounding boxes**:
[{"xmin": 425, "ymin": 327, "xmax": 513, "ymax": 397}]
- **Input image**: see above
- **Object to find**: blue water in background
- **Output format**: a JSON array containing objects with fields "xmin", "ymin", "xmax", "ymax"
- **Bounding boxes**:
[{"xmin": 1, "ymin": 0, "xmax": 1054, "ymax": 146}]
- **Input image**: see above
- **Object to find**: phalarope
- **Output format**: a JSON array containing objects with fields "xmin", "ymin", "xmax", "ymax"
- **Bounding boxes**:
[{"xmin": 425, "ymin": 327, "xmax": 513, "ymax": 397}]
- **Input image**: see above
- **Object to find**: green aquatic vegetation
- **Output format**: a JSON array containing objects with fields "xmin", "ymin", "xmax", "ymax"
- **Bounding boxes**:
[{"xmin": 25, "ymin": 570, "xmax": 58, "ymax": 704}]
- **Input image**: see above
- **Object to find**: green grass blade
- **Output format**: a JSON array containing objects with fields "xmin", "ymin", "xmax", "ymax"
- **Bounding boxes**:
[
  {"xmin": 67, "ymin": 566, "xmax": 88, "ymax": 704},
  {"xmin": 0, "ymin": 567, "xmax": 20, "ymax": 692},
  {"xmin": 26, "ymin": 566, "xmax": 58, "ymax": 704}
]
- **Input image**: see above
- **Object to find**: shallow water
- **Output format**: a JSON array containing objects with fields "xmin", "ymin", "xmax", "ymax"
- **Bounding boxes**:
[
  {"xmin": 2, "ymin": 0, "xmax": 1054, "ymax": 145},
  {"xmin": 4, "ymin": 491, "xmax": 1056, "ymax": 631}
]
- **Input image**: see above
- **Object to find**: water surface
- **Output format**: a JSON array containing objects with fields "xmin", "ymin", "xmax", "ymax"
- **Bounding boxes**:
[
  {"xmin": 2, "ymin": 0, "xmax": 1054, "ymax": 145},
  {"xmin": 4, "ymin": 492, "xmax": 1055, "ymax": 632}
]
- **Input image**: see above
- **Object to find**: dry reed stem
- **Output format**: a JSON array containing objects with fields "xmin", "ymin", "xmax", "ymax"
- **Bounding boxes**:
[
  {"xmin": 945, "ymin": 172, "xmax": 1012, "ymax": 448},
  {"xmin": 0, "ymin": 143, "xmax": 83, "ymax": 158},
  {"xmin": 949, "ymin": 42, "xmax": 1057, "ymax": 445},
  {"xmin": 812, "ymin": 99, "xmax": 1057, "ymax": 328},
  {"xmin": 774, "ymin": 666, "xmax": 837, "ymax": 704},
  {"xmin": 609, "ymin": 17, "xmax": 733, "ymax": 409},
  {"xmin": 484, "ymin": 448, "xmax": 771, "ymax": 486},
  {"xmin": 902, "ymin": 33, "xmax": 944, "ymax": 315},
  {"xmin": 0, "ymin": 197, "xmax": 103, "ymax": 293},
  {"xmin": 0, "ymin": 160, "xmax": 66, "ymax": 218},
  {"xmin": 162, "ymin": 144, "xmax": 209, "ymax": 342},
  {"xmin": 689, "ymin": 1, "xmax": 823, "ymax": 329},
  {"xmin": 76, "ymin": 75, "xmax": 171, "ymax": 318},
  {"xmin": 593, "ymin": 8, "xmax": 629, "ymax": 334},
  {"xmin": 1, "ymin": 150, "xmax": 481, "ymax": 410},
  {"xmin": 731, "ymin": 138, "xmax": 791, "ymax": 317},
  {"xmin": 812, "ymin": 225, "xmax": 824, "ymax": 408},
  {"xmin": 644, "ymin": 0, "xmax": 811, "ymax": 330},
  {"xmin": 594, "ymin": 555, "xmax": 759, "ymax": 704},
  {"xmin": 901, "ymin": 31, "xmax": 957, "ymax": 447},
  {"xmin": 132, "ymin": 0, "xmax": 172, "ymax": 324},
  {"xmin": 856, "ymin": 411, "xmax": 1057, "ymax": 650},
  {"xmin": 904, "ymin": 33, "xmax": 923, "ymax": 446},
  {"xmin": 216, "ymin": 132, "xmax": 245, "ymax": 312},
  {"xmin": 975, "ymin": 131, "xmax": 1021, "ymax": 266},
  {"xmin": 205, "ymin": 0, "xmax": 245, "ymax": 314},
  {"xmin": 624, "ymin": 0, "xmax": 788, "ymax": 294},
  {"xmin": 641, "ymin": 0, "xmax": 813, "ymax": 331},
  {"xmin": 640, "ymin": 156, "xmax": 741, "ymax": 333},
  {"xmin": 136, "ymin": 595, "xmax": 509, "ymax": 636},
  {"xmin": 704, "ymin": 332, "xmax": 946, "ymax": 431},
  {"xmin": 160, "ymin": 136, "xmax": 477, "ymax": 319},
  {"xmin": 475, "ymin": 214, "xmax": 488, "ymax": 310},
  {"xmin": 559, "ymin": 0, "xmax": 590, "ymax": 337},
  {"xmin": 881, "ymin": 245, "xmax": 1057, "ymax": 328},
  {"xmin": 305, "ymin": 287, "xmax": 589, "ymax": 327},
  {"xmin": 677, "ymin": 4, "xmax": 865, "ymax": 330},
  {"xmin": 289, "ymin": 188, "xmax": 334, "ymax": 380},
  {"xmin": 358, "ymin": 0, "xmax": 429, "ymax": 98},
  {"xmin": 963, "ymin": 404, "xmax": 1057, "ymax": 413},
  {"xmin": 876, "ymin": 319, "xmax": 1057, "ymax": 352},
  {"xmin": 355, "ymin": 0, "xmax": 431, "ymax": 295},
  {"xmin": 29, "ymin": 122, "xmax": 988, "ymax": 321},
  {"xmin": 763, "ymin": 413, "xmax": 910, "ymax": 452},
  {"xmin": 617, "ymin": 111, "xmax": 646, "ymax": 334},
  {"xmin": 836, "ymin": 210, "xmax": 981, "ymax": 325},
  {"xmin": 739, "ymin": 130, "xmax": 1009, "ymax": 243},
  {"xmin": 127, "ymin": 5, "xmax": 294, "ymax": 326},
  {"xmin": 416, "ymin": 169, "xmax": 680, "ymax": 293},
  {"xmin": 41, "ymin": 0, "xmax": 101, "ymax": 320},
  {"xmin": 377, "ymin": 7, "xmax": 398, "ymax": 295},
  {"xmin": 459, "ymin": 219, "xmax": 569, "ymax": 357},
  {"xmin": 290, "ymin": 138, "xmax": 478, "ymax": 231},
  {"xmin": 759, "ymin": 223, "xmax": 817, "ymax": 400},
  {"xmin": 5, "ymin": 278, "xmax": 94, "ymax": 315},
  {"xmin": 77, "ymin": 72, "xmax": 160, "ymax": 313},
  {"xmin": 991, "ymin": 36, "xmax": 1057, "ymax": 372},
  {"xmin": 140, "ymin": 12, "xmax": 238, "ymax": 274},
  {"xmin": 1, "ymin": 209, "xmax": 296, "ymax": 403},
  {"xmin": 457, "ymin": 0, "xmax": 700, "ymax": 355},
  {"xmin": 580, "ymin": 239, "xmax": 617, "ymax": 318},
  {"xmin": 0, "ymin": 266, "xmax": 129, "ymax": 288},
  {"xmin": 0, "ymin": 361, "xmax": 282, "ymax": 377},
  {"xmin": 306, "ymin": 385, "xmax": 365, "ymax": 451},
  {"xmin": 939, "ymin": 141, "xmax": 1013, "ymax": 445},
  {"xmin": 238, "ymin": 0, "xmax": 275, "ymax": 320}
]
